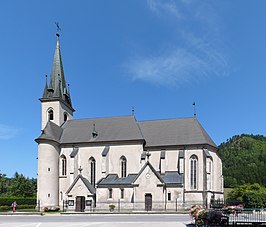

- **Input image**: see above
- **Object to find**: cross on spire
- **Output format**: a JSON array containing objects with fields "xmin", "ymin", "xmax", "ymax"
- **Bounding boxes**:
[
  {"xmin": 146, "ymin": 151, "xmax": 151, "ymax": 161},
  {"xmin": 55, "ymin": 22, "xmax": 61, "ymax": 37},
  {"xmin": 78, "ymin": 166, "xmax": 83, "ymax": 174}
]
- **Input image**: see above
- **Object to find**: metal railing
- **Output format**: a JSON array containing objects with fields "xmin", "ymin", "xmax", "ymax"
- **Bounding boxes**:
[
  {"xmin": 226, "ymin": 208, "xmax": 266, "ymax": 225},
  {"xmin": 62, "ymin": 199, "xmax": 205, "ymax": 212}
]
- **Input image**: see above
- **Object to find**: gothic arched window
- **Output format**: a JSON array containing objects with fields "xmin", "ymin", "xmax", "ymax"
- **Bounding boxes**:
[
  {"xmin": 61, "ymin": 155, "xmax": 67, "ymax": 176},
  {"xmin": 89, "ymin": 157, "xmax": 96, "ymax": 187},
  {"xmin": 64, "ymin": 112, "xmax": 68, "ymax": 122},
  {"xmin": 120, "ymin": 156, "xmax": 127, "ymax": 178},
  {"xmin": 48, "ymin": 109, "xmax": 54, "ymax": 121},
  {"xmin": 190, "ymin": 155, "xmax": 198, "ymax": 190}
]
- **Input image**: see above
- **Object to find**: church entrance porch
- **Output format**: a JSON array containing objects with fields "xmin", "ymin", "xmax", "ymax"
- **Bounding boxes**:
[
  {"xmin": 145, "ymin": 194, "xmax": 152, "ymax": 211},
  {"xmin": 75, "ymin": 196, "xmax": 85, "ymax": 212}
]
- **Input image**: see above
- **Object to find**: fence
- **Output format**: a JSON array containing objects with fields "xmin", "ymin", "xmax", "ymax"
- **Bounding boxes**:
[
  {"xmin": 62, "ymin": 199, "xmax": 206, "ymax": 212},
  {"xmin": 226, "ymin": 208, "xmax": 266, "ymax": 226}
]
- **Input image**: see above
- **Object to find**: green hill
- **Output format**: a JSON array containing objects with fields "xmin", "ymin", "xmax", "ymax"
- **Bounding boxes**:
[{"xmin": 217, "ymin": 134, "xmax": 266, "ymax": 188}]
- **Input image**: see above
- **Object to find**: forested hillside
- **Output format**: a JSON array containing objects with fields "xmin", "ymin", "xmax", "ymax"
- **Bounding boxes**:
[{"xmin": 218, "ymin": 134, "xmax": 266, "ymax": 188}]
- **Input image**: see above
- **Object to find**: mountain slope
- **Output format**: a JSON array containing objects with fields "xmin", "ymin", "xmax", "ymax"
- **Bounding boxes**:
[{"xmin": 218, "ymin": 134, "xmax": 266, "ymax": 187}]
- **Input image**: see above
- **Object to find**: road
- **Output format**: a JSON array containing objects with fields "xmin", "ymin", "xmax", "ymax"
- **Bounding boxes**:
[{"xmin": 0, "ymin": 214, "xmax": 193, "ymax": 227}]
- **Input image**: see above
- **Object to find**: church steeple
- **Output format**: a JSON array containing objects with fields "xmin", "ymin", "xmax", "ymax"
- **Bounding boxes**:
[
  {"xmin": 41, "ymin": 32, "xmax": 73, "ymax": 111},
  {"xmin": 40, "ymin": 30, "xmax": 74, "ymax": 130}
]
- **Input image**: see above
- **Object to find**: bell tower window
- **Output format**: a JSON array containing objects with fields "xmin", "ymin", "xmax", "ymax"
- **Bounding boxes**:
[
  {"xmin": 64, "ymin": 113, "xmax": 68, "ymax": 122},
  {"xmin": 48, "ymin": 109, "xmax": 54, "ymax": 121}
]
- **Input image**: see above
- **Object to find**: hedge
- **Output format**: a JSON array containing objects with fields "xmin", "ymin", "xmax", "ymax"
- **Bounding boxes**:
[
  {"xmin": 0, "ymin": 197, "xmax": 36, "ymax": 206},
  {"xmin": 0, "ymin": 205, "xmax": 36, "ymax": 211}
]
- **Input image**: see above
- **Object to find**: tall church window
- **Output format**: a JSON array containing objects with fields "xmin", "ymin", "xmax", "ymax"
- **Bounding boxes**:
[
  {"xmin": 190, "ymin": 155, "xmax": 198, "ymax": 190},
  {"xmin": 207, "ymin": 159, "xmax": 213, "ymax": 190},
  {"xmin": 61, "ymin": 155, "xmax": 67, "ymax": 176},
  {"xmin": 120, "ymin": 156, "xmax": 127, "ymax": 178},
  {"xmin": 89, "ymin": 157, "xmax": 96, "ymax": 187},
  {"xmin": 48, "ymin": 109, "xmax": 54, "ymax": 121}
]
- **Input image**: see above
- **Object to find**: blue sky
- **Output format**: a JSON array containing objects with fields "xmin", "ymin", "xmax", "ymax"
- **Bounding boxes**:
[{"xmin": 0, "ymin": 0, "xmax": 266, "ymax": 178}]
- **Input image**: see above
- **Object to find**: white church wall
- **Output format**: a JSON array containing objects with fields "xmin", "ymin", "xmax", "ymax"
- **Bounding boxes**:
[
  {"xmin": 96, "ymin": 187, "xmax": 134, "ymax": 210},
  {"xmin": 37, "ymin": 142, "xmax": 60, "ymax": 210},
  {"xmin": 58, "ymin": 147, "xmax": 76, "ymax": 198},
  {"xmin": 41, "ymin": 101, "xmax": 73, "ymax": 130},
  {"xmin": 108, "ymin": 144, "xmax": 144, "ymax": 176},
  {"xmin": 165, "ymin": 187, "xmax": 183, "ymax": 210},
  {"xmin": 210, "ymin": 150, "xmax": 224, "ymax": 193},
  {"xmin": 184, "ymin": 148, "xmax": 205, "ymax": 191},
  {"xmin": 165, "ymin": 150, "xmax": 179, "ymax": 171},
  {"xmin": 134, "ymin": 165, "xmax": 165, "ymax": 210}
]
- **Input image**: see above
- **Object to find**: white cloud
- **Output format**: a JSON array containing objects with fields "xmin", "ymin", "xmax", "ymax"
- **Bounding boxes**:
[
  {"xmin": 124, "ymin": 0, "xmax": 229, "ymax": 87},
  {"xmin": 0, "ymin": 124, "xmax": 19, "ymax": 140},
  {"xmin": 147, "ymin": 0, "xmax": 182, "ymax": 18}
]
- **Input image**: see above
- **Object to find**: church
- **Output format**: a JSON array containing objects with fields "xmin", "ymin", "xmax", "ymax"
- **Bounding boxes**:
[{"xmin": 36, "ymin": 32, "xmax": 224, "ymax": 212}]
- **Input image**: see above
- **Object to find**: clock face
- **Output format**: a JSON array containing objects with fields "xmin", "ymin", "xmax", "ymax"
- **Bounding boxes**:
[{"xmin": 146, "ymin": 173, "xmax": 151, "ymax": 179}]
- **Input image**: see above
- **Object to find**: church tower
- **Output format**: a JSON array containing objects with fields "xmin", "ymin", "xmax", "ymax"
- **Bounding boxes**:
[
  {"xmin": 40, "ymin": 32, "xmax": 74, "ymax": 130},
  {"xmin": 36, "ymin": 31, "xmax": 74, "ymax": 210}
]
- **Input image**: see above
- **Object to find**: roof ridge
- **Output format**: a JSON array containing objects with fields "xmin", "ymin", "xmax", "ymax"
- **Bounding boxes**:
[
  {"xmin": 138, "ymin": 117, "xmax": 194, "ymax": 123},
  {"xmin": 65, "ymin": 115, "xmax": 135, "ymax": 122}
]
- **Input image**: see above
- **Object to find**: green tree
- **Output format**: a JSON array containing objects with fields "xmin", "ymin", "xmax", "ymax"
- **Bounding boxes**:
[
  {"xmin": 7, "ymin": 172, "xmax": 36, "ymax": 197},
  {"xmin": 218, "ymin": 134, "xmax": 266, "ymax": 187},
  {"xmin": 227, "ymin": 183, "xmax": 266, "ymax": 208}
]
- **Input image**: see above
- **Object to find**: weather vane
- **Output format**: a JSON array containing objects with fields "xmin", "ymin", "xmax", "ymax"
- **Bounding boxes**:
[{"xmin": 55, "ymin": 22, "xmax": 61, "ymax": 37}]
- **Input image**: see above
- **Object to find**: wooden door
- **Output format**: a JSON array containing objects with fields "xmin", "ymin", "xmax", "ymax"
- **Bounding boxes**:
[
  {"xmin": 75, "ymin": 196, "xmax": 85, "ymax": 212},
  {"xmin": 145, "ymin": 194, "xmax": 152, "ymax": 211}
]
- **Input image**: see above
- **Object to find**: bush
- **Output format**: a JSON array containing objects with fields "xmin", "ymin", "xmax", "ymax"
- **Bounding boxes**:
[
  {"xmin": 0, "ymin": 206, "xmax": 11, "ymax": 211},
  {"xmin": 227, "ymin": 184, "xmax": 266, "ymax": 208},
  {"xmin": 43, "ymin": 207, "xmax": 60, "ymax": 212},
  {"xmin": 0, "ymin": 204, "xmax": 36, "ymax": 211},
  {"xmin": 109, "ymin": 204, "xmax": 115, "ymax": 211},
  {"xmin": 206, "ymin": 209, "xmax": 223, "ymax": 225}
]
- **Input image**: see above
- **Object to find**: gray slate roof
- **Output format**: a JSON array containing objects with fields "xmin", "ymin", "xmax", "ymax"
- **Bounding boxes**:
[
  {"xmin": 37, "ymin": 116, "xmax": 216, "ymax": 148},
  {"xmin": 97, "ymin": 174, "xmax": 137, "ymax": 186},
  {"xmin": 161, "ymin": 171, "xmax": 183, "ymax": 185},
  {"xmin": 60, "ymin": 116, "xmax": 144, "ymax": 144},
  {"xmin": 36, "ymin": 121, "xmax": 62, "ymax": 143},
  {"xmin": 97, "ymin": 163, "xmax": 183, "ymax": 187},
  {"xmin": 138, "ymin": 118, "xmax": 216, "ymax": 148}
]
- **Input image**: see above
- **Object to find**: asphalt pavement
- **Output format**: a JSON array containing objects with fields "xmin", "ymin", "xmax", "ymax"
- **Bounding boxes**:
[{"xmin": 0, "ymin": 213, "xmax": 193, "ymax": 227}]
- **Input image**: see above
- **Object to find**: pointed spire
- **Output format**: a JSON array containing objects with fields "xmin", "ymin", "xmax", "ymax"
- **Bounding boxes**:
[
  {"xmin": 42, "ymin": 75, "xmax": 48, "ymax": 98},
  {"xmin": 41, "ymin": 29, "xmax": 74, "ymax": 111}
]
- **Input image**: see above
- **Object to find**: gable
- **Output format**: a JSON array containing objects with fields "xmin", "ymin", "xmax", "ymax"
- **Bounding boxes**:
[
  {"xmin": 133, "ymin": 162, "xmax": 164, "ymax": 187},
  {"xmin": 66, "ymin": 175, "xmax": 95, "ymax": 195}
]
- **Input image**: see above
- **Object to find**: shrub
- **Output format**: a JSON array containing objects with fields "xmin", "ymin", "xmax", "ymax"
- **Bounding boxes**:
[
  {"xmin": 0, "ymin": 197, "xmax": 36, "ymax": 206},
  {"xmin": 227, "ymin": 184, "xmax": 266, "ymax": 208},
  {"xmin": 109, "ymin": 204, "xmax": 115, "ymax": 211}
]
